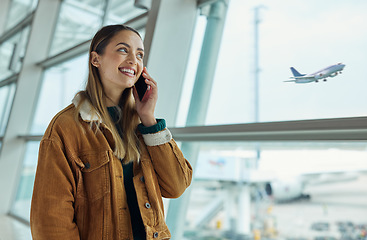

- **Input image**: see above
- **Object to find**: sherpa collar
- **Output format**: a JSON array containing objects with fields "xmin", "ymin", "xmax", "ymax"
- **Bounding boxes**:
[{"xmin": 72, "ymin": 94, "xmax": 102, "ymax": 123}]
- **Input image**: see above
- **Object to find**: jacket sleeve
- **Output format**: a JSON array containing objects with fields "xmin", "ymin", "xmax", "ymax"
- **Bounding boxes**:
[
  {"xmin": 139, "ymin": 122, "xmax": 193, "ymax": 198},
  {"xmin": 30, "ymin": 138, "xmax": 80, "ymax": 240}
]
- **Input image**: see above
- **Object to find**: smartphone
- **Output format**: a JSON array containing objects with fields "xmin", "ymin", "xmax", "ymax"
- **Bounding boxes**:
[{"xmin": 135, "ymin": 72, "xmax": 148, "ymax": 101}]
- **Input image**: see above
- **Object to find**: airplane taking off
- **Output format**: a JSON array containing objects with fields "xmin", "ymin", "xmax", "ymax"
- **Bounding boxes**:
[{"xmin": 285, "ymin": 62, "xmax": 346, "ymax": 83}]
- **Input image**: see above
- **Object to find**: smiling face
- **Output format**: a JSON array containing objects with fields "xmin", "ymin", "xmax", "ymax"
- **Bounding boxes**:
[{"xmin": 90, "ymin": 30, "xmax": 144, "ymax": 102}]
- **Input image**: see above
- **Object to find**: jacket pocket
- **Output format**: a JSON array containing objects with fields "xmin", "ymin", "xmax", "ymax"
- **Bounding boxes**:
[{"xmin": 75, "ymin": 150, "xmax": 111, "ymax": 201}]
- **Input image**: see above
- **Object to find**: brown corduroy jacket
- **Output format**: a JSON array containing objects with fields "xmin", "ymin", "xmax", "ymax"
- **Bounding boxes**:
[{"xmin": 30, "ymin": 97, "xmax": 192, "ymax": 240}]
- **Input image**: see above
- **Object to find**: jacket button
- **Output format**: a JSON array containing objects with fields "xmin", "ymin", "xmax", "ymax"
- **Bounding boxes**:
[
  {"xmin": 84, "ymin": 162, "xmax": 90, "ymax": 169},
  {"xmin": 153, "ymin": 232, "xmax": 159, "ymax": 238},
  {"xmin": 145, "ymin": 202, "xmax": 151, "ymax": 209},
  {"xmin": 140, "ymin": 176, "xmax": 145, "ymax": 183}
]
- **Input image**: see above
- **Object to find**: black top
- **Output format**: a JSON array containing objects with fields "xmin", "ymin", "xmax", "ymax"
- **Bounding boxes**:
[{"xmin": 107, "ymin": 106, "xmax": 146, "ymax": 240}]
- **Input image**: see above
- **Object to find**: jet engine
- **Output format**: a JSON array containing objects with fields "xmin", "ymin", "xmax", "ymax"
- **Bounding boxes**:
[
  {"xmin": 265, "ymin": 178, "xmax": 310, "ymax": 202},
  {"xmin": 329, "ymin": 72, "xmax": 338, "ymax": 77}
]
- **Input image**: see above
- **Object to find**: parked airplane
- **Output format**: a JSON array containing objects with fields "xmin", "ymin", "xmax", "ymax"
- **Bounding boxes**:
[
  {"xmin": 285, "ymin": 63, "xmax": 346, "ymax": 83},
  {"xmin": 264, "ymin": 171, "xmax": 361, "ymax": 202},
  {"xmin": 194, "ymin": 150, "xmax": 366, "ymax": 203}
]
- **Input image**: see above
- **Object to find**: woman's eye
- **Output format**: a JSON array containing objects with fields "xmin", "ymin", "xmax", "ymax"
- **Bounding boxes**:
[
  {"xmin": 118, "ymin": 48, "xmax": 127, "ymax": 53},
  {"xmin": 137, "ymin": 53, "xmax": 144, "ymax": 59}
]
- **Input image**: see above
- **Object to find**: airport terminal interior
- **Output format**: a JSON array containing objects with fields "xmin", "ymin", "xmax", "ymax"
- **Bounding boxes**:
[{"xmin": 0, "ymin": 0, "xmax": 367, "ymax": 239}]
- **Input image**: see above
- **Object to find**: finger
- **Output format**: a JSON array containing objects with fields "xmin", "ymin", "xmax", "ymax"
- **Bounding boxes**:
[
  {"xmin": 145, "ymin": 78, "xmax": 157, "ymax": 88},
  {"xmin": 146, "ymin": 84, "xmax": 151, "ymax": 92},
  {"xmin": 147, "ymin": 77, "xmax": 157, "ymax": 86},
  {"xmin": 141, "ymin": 67, "xmax": 158, "ymax": 95},
  {"xmin": 142, "ymin": 67, "xmax": 155, "ymax": 83},
  {"xmin": 141, "ymin": 67, "xmax": 149, "ymax": 77},
  {"xmin": 142, "ymin": 71, "xmax": 150, "ymax": 80}
]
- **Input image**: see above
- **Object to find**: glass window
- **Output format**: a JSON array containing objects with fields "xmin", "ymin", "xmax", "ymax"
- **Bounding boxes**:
[
  {"xmin": 30, "ymin": 53, "xmax": 88, "ymax": 135},
  {"xmin": 48, "ymin": 0, "xmax": 106, "ymax": 56},
  {"xmin": 104, "ymin": 0, "xmax": 147, "ymax": 25},
  {"xmin": 0, "ymin": 26, "xmax": 31, "ymax": 81},
  {"xmin": 10, "ymin": 141, "xmax": 40, "ymax": 221},
  {"xmin": 5, "ymin": 0, "xmax": 38, "ymax": 30},
  {"xmin": 49, "ymin": 0, "xmax": 148, "ymax": 56},
  {"xmin": 182, "ymin": 141, "xmax": 367, "ymax": 240},
  {"xmin": 179, "ymin": 0, "xmax": 367, "ymax": 127},
  {"xmin": 0, "ymin": 83, "xmax": 16, "ymax": 136}
]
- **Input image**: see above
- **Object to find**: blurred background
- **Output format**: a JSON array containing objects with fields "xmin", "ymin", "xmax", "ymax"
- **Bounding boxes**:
[{"xmin": 0, "ymin": 0, "xmax": 366, "ymax": 239}]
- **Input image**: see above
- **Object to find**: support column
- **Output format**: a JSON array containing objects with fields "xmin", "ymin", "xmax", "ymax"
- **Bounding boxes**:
[
  {"xmin": 166, "ymin": 1, "xmax": 229, "ymax": 239},
  {"xmin": 0, "ymin": 0, "xmax": 61, "ymax": 215},
  {"xmin": 143, "ymin": 0, "xmax": 198, "ymax": 125}
]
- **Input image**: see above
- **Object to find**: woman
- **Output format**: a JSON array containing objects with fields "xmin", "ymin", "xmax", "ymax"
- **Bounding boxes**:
[{"xmin": 30, "ymin": 24, "xmax": 193, "ymax": 240}]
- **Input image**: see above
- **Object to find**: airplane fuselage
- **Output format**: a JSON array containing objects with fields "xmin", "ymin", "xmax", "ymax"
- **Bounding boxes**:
[
  {"xmin": 286, "ymin": 63, "xmax": 346, "ymax": 83},
  {"xmin": 306, "ymin": 63, "xmax": 345, "ymax": 80}
]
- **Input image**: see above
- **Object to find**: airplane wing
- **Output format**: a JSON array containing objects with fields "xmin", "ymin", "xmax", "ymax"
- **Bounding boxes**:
[
  {"xmin": 292, "ymin": 76, "xmax": 316, "ymax": 80},
  {"xmin": 284, "ymin": 76, "xmax": 317, "ymax": 83}
]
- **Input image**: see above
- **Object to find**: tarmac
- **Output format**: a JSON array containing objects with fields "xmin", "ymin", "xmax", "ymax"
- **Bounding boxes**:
[{"xmin": 271, "ymin": 174, "xmax": 367, "ymax": 240}]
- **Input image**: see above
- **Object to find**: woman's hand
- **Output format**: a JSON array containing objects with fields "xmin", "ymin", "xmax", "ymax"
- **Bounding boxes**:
[{"xmin": 133, "ymin": 67, "xmax": 158, "ymax": 127}]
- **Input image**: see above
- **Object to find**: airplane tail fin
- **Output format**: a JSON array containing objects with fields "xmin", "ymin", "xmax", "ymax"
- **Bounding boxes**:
[{"xmin": 290, "ymin": 67, "xmax": 305, "ymax": 77}]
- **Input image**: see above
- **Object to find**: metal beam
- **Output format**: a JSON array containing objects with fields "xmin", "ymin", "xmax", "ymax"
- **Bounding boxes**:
[
  {"xmin": 0, "ymin": 74, "xmax": 18, "ymax": 88},
  {"xmin": 37, "ymin": 40, "xmax": 90, "ymax": 69},
  {"xmin": 170, "ymin": 117, "xmax": 367, "ymax": 141},
  {"xmin": 0, "ymin": 13, "xmax": 33, "ymax": 44},
  {"xmin": 17, "ymin": 135, "xmax": 43, "ymax": 141},
  {"xmin": 18, "ymin": 116, "xmax": 367, "ymax": 143}
]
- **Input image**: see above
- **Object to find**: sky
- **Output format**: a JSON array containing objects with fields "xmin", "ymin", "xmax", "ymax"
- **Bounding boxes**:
[{"xmin": 177, "ymin": 0, "xmax": 367, "ymax": 126}]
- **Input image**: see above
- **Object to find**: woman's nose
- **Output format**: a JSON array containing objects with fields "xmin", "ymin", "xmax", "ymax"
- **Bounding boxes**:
[{"xmin": 127, "ymin": 54, "xmax": 137, "ymax": 65}]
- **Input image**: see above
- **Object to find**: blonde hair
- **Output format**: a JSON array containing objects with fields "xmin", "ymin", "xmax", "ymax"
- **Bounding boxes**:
[{"xmin": 75, "ymin": 25, "xmax": 142, "ymax": 163}]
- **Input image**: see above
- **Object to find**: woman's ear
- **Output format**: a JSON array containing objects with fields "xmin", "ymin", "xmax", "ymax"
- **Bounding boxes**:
[{"xmin": 90, "ymin": 51, "xmax": 100, "ymax": 67}]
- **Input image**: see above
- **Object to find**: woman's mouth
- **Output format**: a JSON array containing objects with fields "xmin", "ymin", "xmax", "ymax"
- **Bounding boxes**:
[{"xmin": 119, "ymin": 67, "xmax": 136, "ymax": 77}]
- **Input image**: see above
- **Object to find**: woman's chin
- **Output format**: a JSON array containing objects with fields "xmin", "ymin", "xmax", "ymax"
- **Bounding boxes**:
[{"xmin": 120, "ymin": 81, "xmax": 135, "ymax": 90}]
